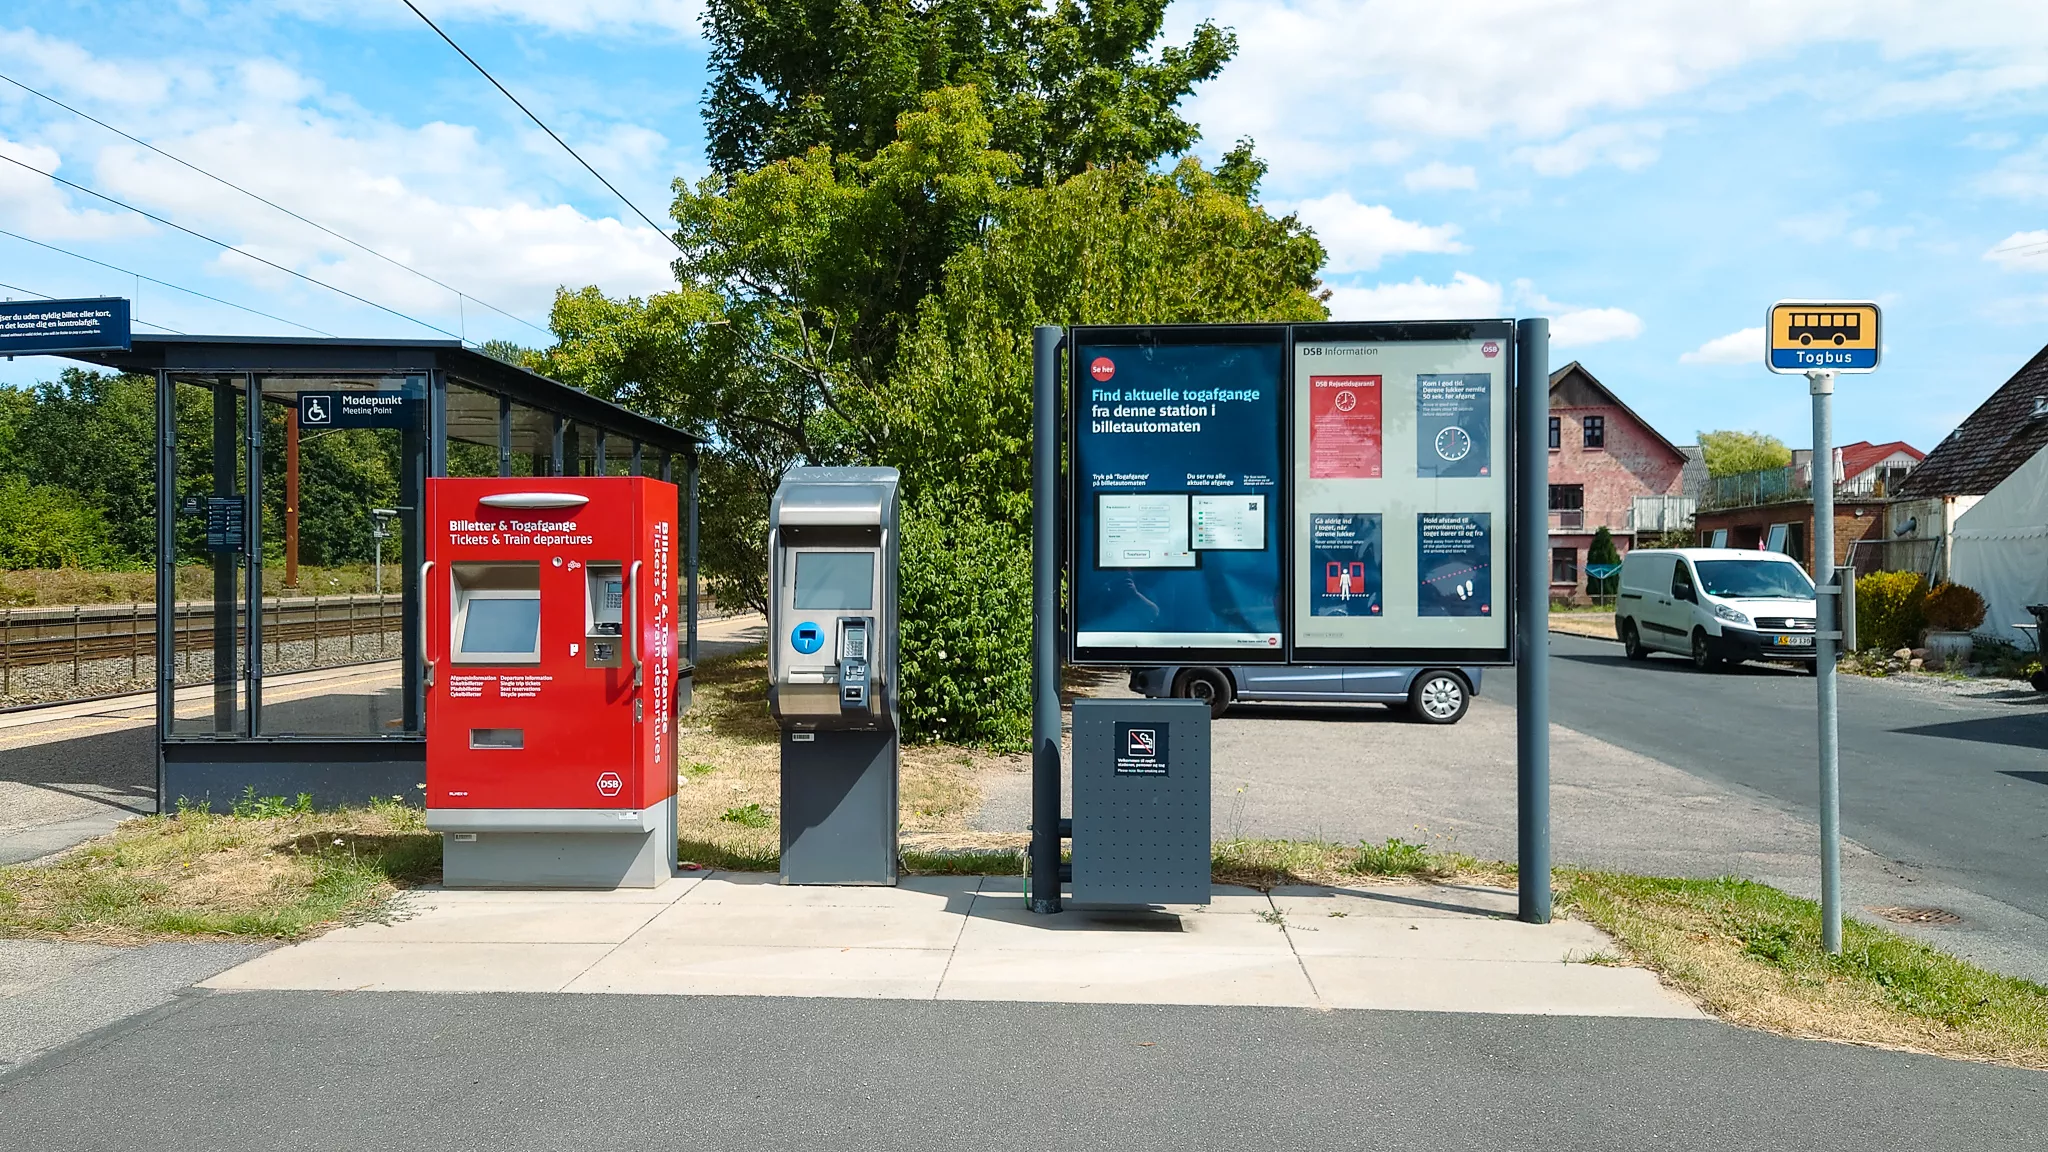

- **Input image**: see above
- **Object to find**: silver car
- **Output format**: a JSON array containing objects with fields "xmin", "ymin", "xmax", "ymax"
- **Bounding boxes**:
[{"xmin": 1127, "ymin": 665, "xmax": 1480, "ymax": 724}]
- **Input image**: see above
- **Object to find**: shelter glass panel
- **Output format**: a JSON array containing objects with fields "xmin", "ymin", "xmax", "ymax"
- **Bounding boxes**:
[{"xmin": 165, "ymin": 377, "xmax": 250, "ymax": 738}]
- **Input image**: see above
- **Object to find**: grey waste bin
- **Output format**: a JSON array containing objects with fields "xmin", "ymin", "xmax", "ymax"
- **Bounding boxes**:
[{"xmin": 1070, "ymin": 697, "xmax": 1211, "ymax": 905}]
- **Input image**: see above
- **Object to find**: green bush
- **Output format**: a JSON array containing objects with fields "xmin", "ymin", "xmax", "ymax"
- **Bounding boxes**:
[
  {"xmin": 0, "ymin": 475, "xmax": 127, "ymax": 569},
  {"xmin": 1587, "ymin": 526, "xmax": 1621, "ymax": 598},
  {"xmin": 1856, "ymin": 571, "xmax": 1927, "ymax": 653},
  {"xmin": 1923, "ymin": 582, "xmax": 1987, "ymax": 633},
  {"xmin": 897, "ymin": 488, "xmax": 1032, "ymax": 750}
]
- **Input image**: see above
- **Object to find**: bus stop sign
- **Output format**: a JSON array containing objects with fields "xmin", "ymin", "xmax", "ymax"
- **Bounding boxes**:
[{"xmin": 1767, "ymin": 301, "xmax": 1880, "ymax": 374}]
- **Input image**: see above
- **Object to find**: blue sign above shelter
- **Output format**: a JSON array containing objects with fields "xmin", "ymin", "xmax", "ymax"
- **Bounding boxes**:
[{"xmin": 0, "ymin": 297, "xmax": 131, "ymax": 355}]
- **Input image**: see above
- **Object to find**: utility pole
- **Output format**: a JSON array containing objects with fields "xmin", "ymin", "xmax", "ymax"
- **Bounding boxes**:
[{"xmin": 1809, "ymin": 368, "xmax": 1842, "ymax": 953}]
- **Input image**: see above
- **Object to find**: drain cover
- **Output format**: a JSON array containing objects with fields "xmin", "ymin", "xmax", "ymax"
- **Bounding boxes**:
[{"xmin": 1867, "ymin": 906, "xmax": 1962, "ymax": 926}]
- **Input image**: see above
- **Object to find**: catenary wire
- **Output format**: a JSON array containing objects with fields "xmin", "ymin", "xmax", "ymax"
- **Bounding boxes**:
[
  {"xmin": 0, "ymin": 227, "xmax": 336, "ymax": 337},
  {"xmin": 0, "ymin": 70, "xmax": 554, "ymax": 340},
  {"xmin": 0, "ymin": 151, "xmax": 466, "ymax": 341},
  {"xmin": 401, "ymin": 0, "xmax": 682, "ymax": 252},
  {"xmin": 0, "ymin": 278, "xmax": 187, "ymax": 334}
]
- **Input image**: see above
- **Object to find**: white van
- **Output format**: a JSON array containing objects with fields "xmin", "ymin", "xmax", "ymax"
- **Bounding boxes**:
[{"xmin": 1614, "ymin": 548, "xmax": 1818, "ymax": 672}]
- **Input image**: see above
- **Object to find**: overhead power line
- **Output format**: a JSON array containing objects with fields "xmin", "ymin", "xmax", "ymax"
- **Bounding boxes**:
[
  {"xmin": 0, "ymin": 227, "xmax": 335, "ymax": 337},
  {"xmin": 401, "ymin": 0, "xmax": 682, "ymax": 253},
  {"xmin": 0, "ymin": 70, "xmax": 553, "ymax": 340},
  {"xmin": 0, "ymin": 151, "xmax": 465, "ymax": 341},
  {"xmin": 0, "ymin": 278, "xmax": 186, "ymax": 335}
]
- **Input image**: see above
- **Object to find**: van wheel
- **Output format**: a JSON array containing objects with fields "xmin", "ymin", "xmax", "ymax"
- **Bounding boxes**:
[
  {"xmin": 1691, "ymin": 629, "xmax": 1724, "ymax": 672},
  {"xmin": 1175, "ymin": 669, "xmax": 1232, "ymax": 719},
  {"xmin": 1408, "ymin": 672, "xmax": 1469, "ymax": 724},
  {"xmin": 1621, "ymin": 620, "xmax": 1647, "ymax": 661}
]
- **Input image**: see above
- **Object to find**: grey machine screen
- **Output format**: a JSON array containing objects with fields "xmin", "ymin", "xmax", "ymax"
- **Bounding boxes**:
[
  {"xmin": 794, "ymin": 552, "xmax": 874, "ymax": 610},
  {"xmin": 460, "ymin": 598, "xmax": 541, "ymax": 655}
]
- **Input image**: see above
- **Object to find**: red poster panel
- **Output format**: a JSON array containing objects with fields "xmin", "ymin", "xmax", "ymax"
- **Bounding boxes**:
[{"xmin": 1308, "ymin": 374, "xmax": 1382, "ymax": 479}]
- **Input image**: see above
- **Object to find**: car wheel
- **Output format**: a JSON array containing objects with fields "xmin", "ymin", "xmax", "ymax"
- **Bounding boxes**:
[
  {"xmin": 1621, "ymin": 619, "xmax": 1647, "ymax": 661},
  {"xmin": 1175, "ymin": 669, "xmax": 1232, "ymax": 719},
  {"xmin": 1691, "ymin": 629, "xmax": 1724, "ymax": 672},
  {"xmin": 1407, "ymin": 671, "xmax": 1469, "ymax": 724}
]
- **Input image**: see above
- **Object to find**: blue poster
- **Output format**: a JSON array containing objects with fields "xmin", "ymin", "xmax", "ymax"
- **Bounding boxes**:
[
  {"xmin": 1308, "ymin": 513, "xmax": 1382, "ymax": 617},
  {"xmin": 1417, "ymin": 513, "xmax": 1492, "ymax": 617},
  {"xmin": 0, "ymin": 297, "xmax": 131, "ymax": 355},
  {"xmin": 1072, "ymin": 340, "xmax": 1283, "ymax": 652},
  {"xmin": 1415, "ymin": 373, "xmax": 1492, "ymax": 478}
]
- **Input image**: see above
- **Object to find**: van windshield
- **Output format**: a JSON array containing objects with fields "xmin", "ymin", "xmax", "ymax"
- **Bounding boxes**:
[{"xmin": 1694, "ymin": 560, "xmax": 1814, "ymax": 600}]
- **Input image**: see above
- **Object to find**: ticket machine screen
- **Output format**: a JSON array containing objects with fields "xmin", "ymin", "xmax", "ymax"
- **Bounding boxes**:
[
  {"xmin": 460, "ymin": 598, "xmax": 541, "ymax": 655},
  {"xmin": 794, "ymin": 551, "xmax": 874, "ymax": 610}
]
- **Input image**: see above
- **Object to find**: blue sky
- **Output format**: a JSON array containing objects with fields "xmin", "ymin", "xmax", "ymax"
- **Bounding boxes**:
[{"xmin": 3, "ymin": 1, "xmax": 2045, "ymax": 453}]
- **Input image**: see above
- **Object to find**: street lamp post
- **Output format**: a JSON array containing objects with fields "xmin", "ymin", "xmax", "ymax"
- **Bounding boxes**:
[{"xmin": 370, "ymin": 507, "xmax": 398, "ymax": 595}]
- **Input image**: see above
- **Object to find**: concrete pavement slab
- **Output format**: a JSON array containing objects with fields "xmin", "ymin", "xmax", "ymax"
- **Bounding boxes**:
[
  {"xmin": 563, "ymin": 944, "xmax": 951, "ymax": 997},
  {"xmin": 1302, "ymin": 955, "xmax": 1702, "ymax": 1017},
  {"xmin": 935, "ymin": 948, "xmax": 1320, "ymax": 1006},
  {"xmin": 404, "ymin": 874, "xmax": 704, "ymax": 904},
  {"xmin": 199, "ymin": 941, "xmax": 616, "ymax": 993},
  {"xmin": 1269, "ymin": 881, "xmax": 1519, "ymax": 919},
  {"xmin": 320, "ymin": 899, "xmax": 667, "ymax": 944},
  {"xmin": 679, "ymin": 872, "xmax": 982, "ymax": 907},
  {"xmin": 1284, "ymin": 914, "xmax": 1616, "ymax": 962},
  {"xmin": 630, "ymin": 902, "xmax": 968, "ymax": 950},
  {"xmin": 955, "ymin": 894, "xmax": 1296, "ymax": 955}
]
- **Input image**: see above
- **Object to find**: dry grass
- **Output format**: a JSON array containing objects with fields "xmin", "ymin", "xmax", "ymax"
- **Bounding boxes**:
[
  {"xmin": 673, "ymin": 645, "xmax": 1006, "ymax": 870},
  {"xmin": 0, "ymin": 564, "xmax": 386, "ymax": 607},
  {"xmin": 1562, "ymin": 871, "xmax": 2048, "ymax": 1069},
  {"xmin": 1210, "ymin": 835, "xmax": 1513, "ymax": 890},
  {"xmin": 0, "ymin": 797, "xmax": 439, "ymax": 943}
]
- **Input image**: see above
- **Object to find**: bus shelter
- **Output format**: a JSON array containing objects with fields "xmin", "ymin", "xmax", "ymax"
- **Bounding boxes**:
[{"xmin": 67, "ymin": 336, "xmax": 703, "ymax": 810}]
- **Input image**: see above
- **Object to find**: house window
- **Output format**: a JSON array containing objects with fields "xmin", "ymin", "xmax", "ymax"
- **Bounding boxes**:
[
  {"xmin": 1551, "ymin": 546, "xmax": 1579, "ymax": 586},
  {"xmin": 1548, "ymin": 416, "xmax": 1561, "ymax": 450},
  {"xmin": 1582, "ymin": 415, "xmax": 1605, "ymax": 449},
  {"xmin": 1548, "ymin": 484, "xmax": 1583, "ymax": 511}
]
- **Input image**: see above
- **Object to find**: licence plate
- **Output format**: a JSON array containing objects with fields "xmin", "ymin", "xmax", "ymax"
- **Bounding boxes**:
[{"xmin": 1774, "ymin": 634, "xmax": 1813, "ymax": 647}]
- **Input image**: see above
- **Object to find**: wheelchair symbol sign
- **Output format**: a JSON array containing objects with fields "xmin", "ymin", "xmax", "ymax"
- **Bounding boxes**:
[{"xmin": 300, "ymin": 393, "xmax": 334, "ymax": 426}]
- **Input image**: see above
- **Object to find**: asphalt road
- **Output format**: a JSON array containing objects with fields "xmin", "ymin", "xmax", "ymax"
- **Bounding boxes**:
[
  {"xmin": 4, "ymin": 992, "xmax": 2043, "ymax": 1151},
  {"xmin": 1497, "ymin": 634, "xmax": 2048, "ymax": 920}
]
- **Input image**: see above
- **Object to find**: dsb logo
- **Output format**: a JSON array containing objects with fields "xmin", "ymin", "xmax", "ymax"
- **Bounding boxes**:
[{"xmin": 1125, "ymin": 728, "xmax": 1157, "ymax": 759}]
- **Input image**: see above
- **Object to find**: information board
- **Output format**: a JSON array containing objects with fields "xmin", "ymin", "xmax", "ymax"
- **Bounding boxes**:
[
  {"xmin": 0, "ymin": 297, "xmax": 131, "ymax": 355},
  {"xmin": 1068, "ymin": 327, "xmax": 1286, "ymax": 663},
  {"xmin": 1065, "ymin": 321, "xmax": 1517, "ymax": 666},
  {"xmin": 1290, "ymin": 321, "xmax": 1514, "ymax": 663}
]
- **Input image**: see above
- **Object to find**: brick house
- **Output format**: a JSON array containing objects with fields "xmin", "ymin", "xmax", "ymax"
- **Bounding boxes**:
[
  {"xmin": 1691, "ymin": 439, "xmax": 1923, "ymax": 573},
  {"xmin": 1546, "ymin": 362, "xmax": 1693, "ymax": 602}
]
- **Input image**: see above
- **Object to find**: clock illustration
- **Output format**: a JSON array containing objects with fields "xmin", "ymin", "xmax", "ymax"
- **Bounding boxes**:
[
  {"xmin": 1434, "ymin": 425, "xmax": 1472, "ymax": 462},
  {"xmin": 1333, "ymin": 389, "xmax": 1357, "ymax": 412}
]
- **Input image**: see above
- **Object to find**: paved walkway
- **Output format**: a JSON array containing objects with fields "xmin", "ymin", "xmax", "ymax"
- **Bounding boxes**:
[{"xmin": 201, "ymin": 873, "xmax": 1697, "ymax": 1017}]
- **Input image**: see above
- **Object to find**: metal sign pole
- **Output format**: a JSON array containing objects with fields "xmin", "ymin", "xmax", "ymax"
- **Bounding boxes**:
[
  {"xmin": 1515, "ymin": 318, "xmax": 1552, "ymax": 924},
  {"xmin": 1810, "ymin": 368, "xmax": 1843, "ymax": 953},
  {"xmin": 1029, "ymin": 325, "xmax": 1065, "ymax": 914}
]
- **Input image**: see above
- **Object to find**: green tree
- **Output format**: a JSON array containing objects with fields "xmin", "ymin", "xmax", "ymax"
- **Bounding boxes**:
[
  {"xmin": 703, "ymin": 0, "xmax": 1235, "ymax": 186},
  {"xmin": 1586, "ymin": 526, "xmax": 1620, "ymax": 600},
  {"xmin": 0, "ymin": 475, "xmax": 125, "ymax": 568},
  {"xmin": 1699, "ymin": 429, "xmax": 1793, "ymax": 477},
  {"xmin": 0, "ymin": 370, "xmax": 158, "ymax": 561}
]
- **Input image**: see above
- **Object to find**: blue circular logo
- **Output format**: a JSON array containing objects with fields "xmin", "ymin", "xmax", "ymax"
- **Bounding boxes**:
[{"xmin": 791, "ymin": 622, "xmax": 824, "ymax": 655}]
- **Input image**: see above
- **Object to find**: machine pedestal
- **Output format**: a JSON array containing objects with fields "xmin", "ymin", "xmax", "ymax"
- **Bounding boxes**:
[
  {"xmin": 780, "ymin": 730, "xmax": 898, "ymax": 885},
  {"xmin": 435, "ymin": 797, "xmax": 677, "ymax": 889}
]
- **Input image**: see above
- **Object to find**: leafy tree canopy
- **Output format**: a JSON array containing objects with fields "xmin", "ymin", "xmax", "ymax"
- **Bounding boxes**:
[
  {"xmin": 1699, "ymin": 429, "xmax": 1794, "ymax": 477},
  {"xmin": 703, "ymin": 0, "xmax": 1235, "ymax": 187}
]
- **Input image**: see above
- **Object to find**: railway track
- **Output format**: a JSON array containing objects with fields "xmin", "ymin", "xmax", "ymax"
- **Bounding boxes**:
[{"xmin": 0, "ymin": 595, "xmax": 403, "ymax": 675}]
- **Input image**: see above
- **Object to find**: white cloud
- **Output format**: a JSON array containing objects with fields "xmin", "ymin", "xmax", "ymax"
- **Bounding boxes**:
[
  {"xmin": 1512, "ymin": 124, "xmax": 1663, "ymax": 177},
  {"xmin": 1550, "ymin": 307, "xmax": 1645, "ymax": 347},
  {"xmin": 1403, "ymin": 162, "xmax": 1476, "ymax": 191},
  {"xmin": 1985, "ymin": 231, "xmax": 2048, "ymax": 272},
  {"xmin": 1323, "ymin": 273, "xmax": 1503, "ymax": 321},
  {"xmin": 283, "ymin": 0, "xmax": 706, "ymax": 36},
  {"xmin": 0, "ymin": 34, "xmax": 678, "ymax": 337},
  {"xmin": 1977, "ymin": 136, "xmax": 2048, "ymax": 200},
  {"xmin": 0, "ymin": 137, "xmax": 155, "ymax": 241},
  {"xmin": 1286, "ymin": 191, "xmax": 1464, "ymax": 273},
  {"xmin": 1680, "ymin": 327, "xmax": 1764, "ymax": 364}
]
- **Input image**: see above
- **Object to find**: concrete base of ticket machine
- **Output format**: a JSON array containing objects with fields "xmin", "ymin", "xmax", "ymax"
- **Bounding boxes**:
[
  {"xmin": 780, "ymin": 730, "xmax": 898, "ymax": 886},
  {"xmin": 434, "ymin": 800, "xmax": 677, "ymax": 889}
]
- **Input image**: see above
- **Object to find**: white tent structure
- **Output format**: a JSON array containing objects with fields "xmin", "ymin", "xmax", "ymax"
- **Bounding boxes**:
[{"xmin": 1950, "ymin": 443, "xmax": 2048, "ymax": 651}]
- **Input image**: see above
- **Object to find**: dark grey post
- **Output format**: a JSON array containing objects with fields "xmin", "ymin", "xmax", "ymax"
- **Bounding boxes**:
[
  {"xmin": 1029, "ymin": 325, "xmax": 1064, "ymax": 914},
  {"xmin": 211, "ymin": 379, "xmax": 237, "ymax": 734},
  {"xmin": 550, "ymin": 416, "xmax": 565, "ymax": 476},
  {"xmin": 427, "ymin": 373, "xmax": 448, "ymax": 478},
  {"xmin": 1515, "ymin": 318, "xmax": 1552, "ymax": 924},
  {"xmin": 686, "ymin": 450, "xmax": 700, "ymax": 666},
  {"xmin": 497, "ymin": 396, "xmax": 512, "ymax": 478},
  {"xmin": 631, "ymin": 440, "xmax": 643, "ymax": 477},
  {"xmin": 401, "ymin": 398, "xmax": 427, "ymax": 735},
  {"xmin": 154, "ymin": 369, "xmax": 173, "ymax": 805},
  {"xmin": 244, "ymin": 373, "xmax": 263, "ymax": 737},
  {"xmin": 594, "ymin": 429, "xmax": 608, "ymax": 476}
]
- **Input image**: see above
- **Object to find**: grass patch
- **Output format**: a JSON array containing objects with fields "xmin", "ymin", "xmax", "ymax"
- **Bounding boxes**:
[
  {"xmin": 1562, "ymin": 870, "xmax": 2048, "ymax": 1068},
  {"xmin": 0, "ymin": 797, "xmax": 439, "ymax": 943},
  {"xmin": 1210, "ymin": 835, "xmax": 1508, "ymax": 890}
]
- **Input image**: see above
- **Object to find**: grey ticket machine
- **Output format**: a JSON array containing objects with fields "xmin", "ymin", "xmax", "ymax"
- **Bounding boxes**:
[{"xmin": 768, "ymin": 467, "xmax": 901, "ymax": 885}]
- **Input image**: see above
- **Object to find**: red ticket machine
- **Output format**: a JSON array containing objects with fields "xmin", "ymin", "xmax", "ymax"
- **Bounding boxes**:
[{"xmin": 423, "ymin": 477, "xmax": 680, "ymax": 887}]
